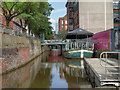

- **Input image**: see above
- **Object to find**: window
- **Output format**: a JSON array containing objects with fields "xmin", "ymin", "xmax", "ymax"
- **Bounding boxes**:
[
  {"xmin": 113, "ymin": 2, "xmax": 120, "ymax": 9},
  {"xmin": 62, "ymin": 26, "xmax": 64, "ymax": 30},
  {"xmin": 65, "ymin": 20, "xmax": 67, "ymax": 24},
  {"xmin": 114, "ymin": 12, "xmax": 120, "ymax": 18},
  {"xmin": 65, "ymin": 26, "xmax": 67, "ymax": 29},
  {"xmin": 73, "ymin": 1, "xmax": 78, "ymax": 13},
  {"xmin": 62, "ymin": 20, "xmax": 63, "ymax": 24}
]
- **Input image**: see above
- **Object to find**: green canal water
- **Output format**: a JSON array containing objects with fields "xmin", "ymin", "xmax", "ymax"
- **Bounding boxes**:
[{"xmin": 2, "ymin": 49, "xmax": 92, "ymax": 88}]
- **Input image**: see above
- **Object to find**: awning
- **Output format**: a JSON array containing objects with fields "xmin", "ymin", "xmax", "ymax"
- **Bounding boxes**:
[
  {"xmin": 67, "ymin": 28, "xmax": 93, "ymax": 35},
  {"xmin": 66, "ymin": 28, "xmax": 93, "ymax": 39}
]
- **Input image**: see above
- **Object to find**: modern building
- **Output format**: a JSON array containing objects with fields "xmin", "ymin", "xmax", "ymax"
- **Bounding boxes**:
[
  {"xmin": 58, "ymin": 15, "xmax": 68, "ymax": 32},
  {"xmin": 113, "ymin": 0, "xmax": 120, "ymax": 28},
  {"xmin": 66, "ymin": 0, "xmax": 114, "ymax": 34},
  {"xmin": 55, "ymin": 23, "xmax": 59, "ymax": 34}
]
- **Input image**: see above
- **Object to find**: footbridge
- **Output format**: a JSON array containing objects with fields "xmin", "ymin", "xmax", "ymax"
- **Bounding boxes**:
[{"xmin": 41, "ymin": 40, "xmax": 66, "ymax": 45}]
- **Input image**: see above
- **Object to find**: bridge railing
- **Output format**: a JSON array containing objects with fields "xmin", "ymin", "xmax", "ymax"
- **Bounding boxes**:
[{"xmin": 41, "ymin": 40, "xmax": 66, "ymax": 45}]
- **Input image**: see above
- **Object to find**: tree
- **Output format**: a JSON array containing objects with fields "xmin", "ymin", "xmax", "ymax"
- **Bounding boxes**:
[
  {"xmin": 0, "ymin": 2, "xmax": 31, "ymax": 26},
  {"xmin": 58, "ymin": 30, "xmax": 68, "ymax": 40},
  {"xmin": 19, "ymin": 2, "xmax": 54, "ymax": 38},
  {"xmin": 0, "ymin": 2, "xmax": 54, "ymax": 39}
]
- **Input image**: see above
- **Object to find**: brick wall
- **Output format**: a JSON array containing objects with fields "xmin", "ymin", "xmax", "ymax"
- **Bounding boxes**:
[
  {"xmin": 58, "ymin": 15, "xmax": 68, "ymax": 32},
  {"xmin": 0, "ymin": 33, "xmax": 49, "ymax": 74}
]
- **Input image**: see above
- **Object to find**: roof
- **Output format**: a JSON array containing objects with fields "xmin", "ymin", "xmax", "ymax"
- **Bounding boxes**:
[{"xmin": 67, "ymin": 28, "xmax": 93, "ymax": 35}]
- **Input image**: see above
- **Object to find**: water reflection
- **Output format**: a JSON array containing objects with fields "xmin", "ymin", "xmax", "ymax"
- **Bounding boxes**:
[
  {"xmin": 63, "ymin": 59, "xmax": 91, "ymax": 88},
  {"xmin": 2, "ymin": 52, "xmax": 49, "ymax": 88},
  {"xmin": 2, "ymin": 49, "xmax": 91, "ymax": 88}
]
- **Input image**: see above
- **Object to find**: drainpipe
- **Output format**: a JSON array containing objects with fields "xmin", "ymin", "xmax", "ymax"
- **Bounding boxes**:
[
  {"xmin": 109, "ymin": 30, "xmax": 112, "ymax": 51},
  {"xmin": 118, "ymin": 29, "xmax": 120, "ymax": 81},
  {"xmin": 118, "ymin": 52, "xmax": 120, "ymax": 81},
  {"xmin": 118, "ymin": 29, "xmax": 120, "ymax": 50}
]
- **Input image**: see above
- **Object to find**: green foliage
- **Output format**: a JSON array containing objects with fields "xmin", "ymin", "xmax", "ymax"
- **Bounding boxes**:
[
  {"xmin": 1, "ymin": 2, "xmax": 31, "ymax": 26},
  {"xmin": 0, "ymin": 2, "xmax": 54, "ymax": 39},
  {"xmin": 19, "ymin": 2, "xmax": 54, "ymax": 38},
  {"xmin": 58, "ymin": 30, "xmax": 68, "ymax": 40},
  {"xmin": 45, "ymin": 29, "xmax": 54, "ymax": 40}
]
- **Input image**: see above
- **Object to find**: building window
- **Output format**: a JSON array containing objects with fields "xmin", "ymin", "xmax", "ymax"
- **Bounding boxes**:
[
  {"xmin": 114, "ymin": 18, "xmax": 120, "ymax": 24},
  {"xmin": 62, "ymin": 20, "xmax": 63, "ymax": 24},
  {"xmin": 77, "ymin": 14, "xmax": 79, "ymax": 25},
  {"xmin": 65, "ymin": 20, "xmax": 67, "ymax": 24},
  {"xmin": 113, "ymin": 1, "xmax": 120, "ymax": 9},
  {"xmin": 73, "ymin": 1, "xmax": 78, "ymax": 13},
  {"xmin": 62, "ymin": 26, "xmax": 64, "ymax": 30},
  {"xmin": 65, "ymin": 26, "xmax": 67, "ymax": 29},
  {"xmin": 114, "ymin": 12, "xmax": 120, "ymax": 18}
]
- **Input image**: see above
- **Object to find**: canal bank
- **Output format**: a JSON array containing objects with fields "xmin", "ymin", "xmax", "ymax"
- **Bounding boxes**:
[{"xmin": 0, "ymin": 33, "xmax": 49, "ymax": 74}]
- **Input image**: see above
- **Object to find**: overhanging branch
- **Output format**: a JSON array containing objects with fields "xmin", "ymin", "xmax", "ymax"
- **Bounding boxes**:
[
  {"xmin": 3, "ymin": 2, "xmax": 9, "ymax": 12},
  {"xmin": 9, "ymin": 2, "xmax": 18, "ymax": 13}
]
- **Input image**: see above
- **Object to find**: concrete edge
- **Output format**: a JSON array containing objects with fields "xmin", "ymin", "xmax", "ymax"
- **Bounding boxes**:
[{"xmin": 84, "ymin": 58, "xmax": 100, "ymax": 79}]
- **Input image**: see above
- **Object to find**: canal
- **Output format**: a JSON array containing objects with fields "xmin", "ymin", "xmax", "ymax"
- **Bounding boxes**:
[{"xmin": 2, "ymin": 49, "xmax": 92, "ymax": 88}]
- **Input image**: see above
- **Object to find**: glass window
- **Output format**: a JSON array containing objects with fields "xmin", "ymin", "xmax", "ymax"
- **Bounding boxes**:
[
  {"xmin": 73, "ymin": 1, "xmax": 78, "ymax": 13},
  {"xmin": 113, "ymin": 1, "xmax": 120, "ymax": 9},
  {"xmin": 114, "ymin": 12, "xmax": 120, "ymax": 18},
  {"xmin": 65, "ymin": 26, "xmax": 67, "ymax": 29},
  {"xmin": 62, "ymin": 20, "xmax": 63, "ymax": 24},
  {"xmin": 62, "ymin": 26, "xmax": 64, "ymax": 30},
  {"xmin": 65, "ymin": 20, "xmax": 67, "ymax": 24}
]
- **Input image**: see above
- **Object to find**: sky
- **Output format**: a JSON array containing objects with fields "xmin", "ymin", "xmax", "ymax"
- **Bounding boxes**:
[{"xmin": 48, "ymin": 1, "xmax": 67, "ymax": 32}]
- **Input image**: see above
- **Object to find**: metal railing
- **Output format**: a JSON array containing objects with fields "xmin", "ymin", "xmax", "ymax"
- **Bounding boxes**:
[
  {"xmin": 41, "ymin": 40, "xmax": 66, "ymax": 45},
  {"xmin": 41, "ymin": 39, "xmax": 94, "ymax": 51},
  {"xmin": 100, "ymin": 52, "xmax": 120, "ymax": 80},
  {"xmin": 63, "ymin": 39, "xmax": 94, "ymax": 51}
]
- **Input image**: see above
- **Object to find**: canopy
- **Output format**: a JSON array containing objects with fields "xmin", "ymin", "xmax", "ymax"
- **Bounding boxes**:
[
  {"xmin": 67, "ymin": 28, "xmax": 93, "ymax": 35},
  {"xmin": 66, "ymin": 28, "xmax": 93, "ymax": 39}
]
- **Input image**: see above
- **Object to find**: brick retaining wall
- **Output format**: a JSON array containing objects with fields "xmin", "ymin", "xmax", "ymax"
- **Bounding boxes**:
[{"xmin": 0, "ymin": 33, "xmax": 49, "ymax": 74}]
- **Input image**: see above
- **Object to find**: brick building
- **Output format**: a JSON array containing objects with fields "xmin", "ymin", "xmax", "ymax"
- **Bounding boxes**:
[
  {"xmin": 66, "ymin": 0, "xmax": 114, "ymax": 34},
  {"xmin": 58, "ymin": 15, "xmax": 68, "ymax": 32},
  {"xmin": 0, "ymin": 8, "xmax": 13, "ymax": 29},
  {"xmin": 66, "ymin": 1, "xmax": 79, "ymax": 31},
  {"xmin": 113, "ymin": 0, "xmax": 120, "ymax": 28}
]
